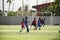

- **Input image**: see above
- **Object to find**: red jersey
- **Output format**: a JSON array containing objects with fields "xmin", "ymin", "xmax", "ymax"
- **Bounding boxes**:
[
  {"xmin": 33, "ymin": 20, "xmax": 37, "ymax": 25},
  {"xmin": 21, "ymin": 21, "xmax": 25, "ymax": 27}
]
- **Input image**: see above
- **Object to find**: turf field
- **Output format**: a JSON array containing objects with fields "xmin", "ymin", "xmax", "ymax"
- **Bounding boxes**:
[{"xmin": 0, "ymin": 25, "xmax": 60, "ymax": 40}]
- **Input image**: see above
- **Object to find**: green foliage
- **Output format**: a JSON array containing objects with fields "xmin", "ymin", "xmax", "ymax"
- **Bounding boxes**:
[
  {"xmin": 7, "ymin": 0, "xmax": 12, "ymax": 4},
  {"xmin": 0, "ymin": 10, "xmax": 3, "ymax": 16},
  {"xmin": 8, "ymin": 11, "xmax": 17, "ymax": 16},
  {"xmin": 18, "ymin": 7, "xmax": 21, "ymax": 11},
  {"xmin": 25, "ymin": 5, "xmax": 28, "ymax": 11},
  {"xmin": 48, "ymin": 0, "xmax": 60, "ymax": 16},
  {"xmin": 56, "ymin": 7, "xmax": 60, "ymax": 16},
  {"xmin": 53, "ymin": 0, "xmax": 59, "ymax": 10}
]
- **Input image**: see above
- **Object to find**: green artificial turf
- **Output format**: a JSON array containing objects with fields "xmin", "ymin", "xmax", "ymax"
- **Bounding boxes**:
[{"xmin": 0, "ymin": 25, "xmax": 60, "ymax": 40}]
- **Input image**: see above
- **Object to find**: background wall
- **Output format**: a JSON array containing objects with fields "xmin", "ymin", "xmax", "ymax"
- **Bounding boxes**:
[{"xmin": 0, "ymin": 16, "xmax": 60, "ymax": 25}]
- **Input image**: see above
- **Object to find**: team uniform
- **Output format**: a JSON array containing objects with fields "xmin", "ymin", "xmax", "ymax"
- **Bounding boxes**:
[
  {"xmin": 24, "ymin": 17, "xmax": 29, "ymax": 33},
  {"xmin": 37, "ymin": 19, "xmax": 41, "ymax": 30},
  {"xmin": 31, "ymin": 20, "xmax": 36, "ymax": 26},
  {"xmin": 21, "ymin": 21, "xmax": 25, "ymax": 28},
  {"xmin": 20, "ymin": 20, "xmax": 25, "ymax": 32},
  {"xmin": 41, "ymin": 18, "xmax": 45, "ymax": 27},
  {"xmin": 31, "ymin": 18, "xmax": 37, "ymax": 30}
]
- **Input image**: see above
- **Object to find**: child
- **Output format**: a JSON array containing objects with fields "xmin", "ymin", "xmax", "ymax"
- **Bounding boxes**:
[
  {"xmin": 31, "ymin": 17, "xmax": 37, "ymax": 30},
  {"xmin": 37, "ymin": 17, "xmax": 41, "ymax": 30},
  {"xmin": 41, "ymin": 17, "xmax": 45, "ymax": 27},
  {"xmin": 20, "ymin": 18, "xmax": 25, "ymax": 32},
  {"xmin": 24, "ymin": 17, "xmax": 29, "ymax": 33}
]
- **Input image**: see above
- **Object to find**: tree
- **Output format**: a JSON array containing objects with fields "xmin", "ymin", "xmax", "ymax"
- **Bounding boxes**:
[
  {"xmin": 25, "ymin": 5, "xmax": 28, "ymax": 11},
  {"xmin": 7, "ymin": 0, "xmax": 13, "ymax": 11},
  {"xmin": 2, "ymin": 0, "xmax": 4, "ymax": 16},
  {"xmin": 17, "ymin": 7, "xmax": 22, "ymax": 16},
  {"xmin": 24, "ymin": 5, "xmax": 28, "ymax": 16},
  {"xmin": 49, "ymin": 0, "xmax": 60, "ymax": 16},
  {"xmin": 0, "ymin": 10, "xmax": 3, "ymax": 16},
  {"xmin": 18, "ymin": 7, "xmax": 22, "ymax": 11},
  {"xmin": 8, "ymin": 11, "xmax": 16, "ymax": 16}
]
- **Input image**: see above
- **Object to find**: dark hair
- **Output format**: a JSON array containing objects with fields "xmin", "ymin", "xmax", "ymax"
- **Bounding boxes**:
[
  {"xmin": 25, "ymin": 17, "xmax": 28, "ymax": 19},
  {"xmin": 22, "ymin": 18, "xmax": 24, "ymax": 21}
]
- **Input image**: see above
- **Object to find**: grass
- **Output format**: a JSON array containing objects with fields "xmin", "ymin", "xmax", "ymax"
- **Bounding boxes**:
[{"xmin": 0, "ymin": 25, "xmax": 60, "ymax": 40}]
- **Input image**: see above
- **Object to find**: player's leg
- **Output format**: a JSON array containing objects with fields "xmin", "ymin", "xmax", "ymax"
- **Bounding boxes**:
[
  {"xmin": 30, "ymin": 23, "xmax": 33, "ymax": 29},
  {"xmin": 20, "ymin": 27, "xmax": 23, "ymax": 32},
  {"xmin": 38, "ymin": 24, "xmax": 41, "ymax": 30},
  {"xmin": 22, "ymin": 26, "xmax": 25, "ymax": 29},
  {"xmin": 39, "ymin": 25, "xmax": 41, "ymax": 30},
  {"xmin": 26, "ymin": 25, "xmax": 29, "ymax": 33},
  {"xmin": 34, "ymin": 25, "xmax": 37, "ymax": 30},
  {"xmin": 43, "ymin": 22, "xmax": 45, "ymax": 27}
]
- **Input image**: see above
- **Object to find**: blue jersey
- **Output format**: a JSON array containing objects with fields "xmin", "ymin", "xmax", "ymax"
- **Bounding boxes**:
[
  {"xmin": 38, "ymin": 19, "xmax": 41, "ymax": 27},
  {"xmin": 24, "ymin": 19, "xmax": 28, "ymax": 25}
]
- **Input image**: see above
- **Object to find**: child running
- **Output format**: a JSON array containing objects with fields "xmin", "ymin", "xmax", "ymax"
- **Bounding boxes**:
[
  {"xmin": 31, "ymin": 17, "xmax": 37, "ymax": 30},
  {"xmin": 37, "ymin": 17, "xmax": 41, "ymax": 30},
  {"xmin": 24, "ymin": 17, "xmax": 29, "ymax": 33},
  {"xmin": 41, "ymin": 17, "xmax": 45, "ymax": 27},
  {"xmin": 20, "ymin": 18, "xmax": 25, "ymax": 32}
]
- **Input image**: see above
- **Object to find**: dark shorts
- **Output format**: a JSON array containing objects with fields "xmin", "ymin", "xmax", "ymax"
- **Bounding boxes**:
[
  {"xmin": 31, "ymin": 23, "xmax": 36, "ymax": 27},
  {"xmin": 22, "ymin": 26, "xmax": 25, "ymax": 29},
  {"xmin": 41, "ymin": 23, "xmax": 45, "ymax": 25}
]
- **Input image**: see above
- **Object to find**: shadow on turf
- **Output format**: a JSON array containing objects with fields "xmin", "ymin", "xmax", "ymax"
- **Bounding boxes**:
[
  {"xmin": 51, "ymin": 39, "xmax": 60, "ymax": 40},
  {"xmin": 50, "ymin": 35, "xmax": 60, "ymax": 40}
]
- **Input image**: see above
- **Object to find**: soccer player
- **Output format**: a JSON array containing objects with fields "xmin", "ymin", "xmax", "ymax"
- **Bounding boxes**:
[
  {"xmin": 20, "ymin": 18, "xmax": 25, "ymax": 32},
  {"xmin": 31, "ymin": 17, "xmax": 37, "ymax": 30},
  {"xmin": 37, "ymin": 17, "xmax": 41, "ymax": 30},
  {"xmin": 41, "ymin": 17, "xmax": 45, "ymax": 27},
  {"xmin": 24, "ymin": 17, "xmax": 29, "ymax": 33}
]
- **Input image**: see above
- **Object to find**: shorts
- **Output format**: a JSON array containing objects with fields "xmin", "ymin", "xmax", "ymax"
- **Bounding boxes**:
[
  {"xmin": 31, "ymin": 23, "xmax": 36, "ymax": 27},
  {"xmin": 22, "ymin": 26, "xmax": 25, "ymax": 29}
]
